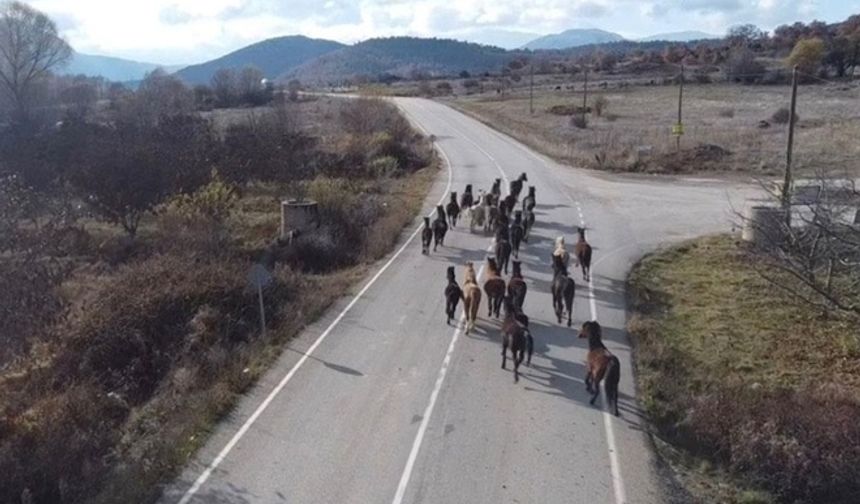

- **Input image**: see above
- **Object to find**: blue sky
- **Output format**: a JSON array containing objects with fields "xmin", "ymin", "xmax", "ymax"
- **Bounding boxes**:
[{"xmin": 29, "ymin": 0, "xmax": 860, "ymax": 65}]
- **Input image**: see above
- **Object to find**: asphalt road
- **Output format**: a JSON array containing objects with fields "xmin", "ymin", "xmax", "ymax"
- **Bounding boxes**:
[{"xmin": 160, "ymin": 98, "xmax": 759, "ymax": 504}]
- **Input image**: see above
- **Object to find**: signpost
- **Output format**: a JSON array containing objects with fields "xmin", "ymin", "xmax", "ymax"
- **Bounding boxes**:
[{"xmin": 247, "ymin": 263, "xmax": 274, "ymax": 338}]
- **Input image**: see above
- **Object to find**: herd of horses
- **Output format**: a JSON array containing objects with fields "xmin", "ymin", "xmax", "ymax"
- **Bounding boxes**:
[{"xmin": 425, "ymin": 174, "xmax": 620, "ymax": 416}]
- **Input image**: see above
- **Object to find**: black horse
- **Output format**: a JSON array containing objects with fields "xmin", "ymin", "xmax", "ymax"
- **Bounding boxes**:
[
  {"xmin": 551, "ymin": 254, "xmax": 576, "ymax": 327},
  {"xmin": 501, "ymin": 295, "xmax": 533, "ymax": 382},
  {"xmin": 433, "ymin": 205, "xmax": 448, "ymax": 251},
  {"xmin": 522, "ymin": 186, "xmax": 536, "ymax": 213},
  {"xmin": 444, "ymin": 266, "xmax": 464, "ymax": 325},
  {"xmin": 510, "ymin": 172, "xmax": 528, "ymax": 200},
  {"xmin": 510, "ymin": 211, "xmax": 524, "ymax": 259},
  {"xmin": 421, "ymin": 217, "xmax": 432, "ymax": 254},
  {"xmin": 460, "ymin": 184, "xmax": 474, "ymax": 210},
  {"xmin": 446, "ymin": 192, "xmax": 460, "ymax": 227}
]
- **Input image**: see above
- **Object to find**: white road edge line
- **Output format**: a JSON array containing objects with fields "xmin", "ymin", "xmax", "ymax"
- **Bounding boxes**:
[
  {"xmin": 391, "ymin": 261, "xmax": 487, "ymax": 504},
  {"xmin": 448, "ymin": 104, "xmax": 629, "ymax": 504},
  {"xmin": 176, "ymin": 108, "xmax": 454, "ymax": 504}
]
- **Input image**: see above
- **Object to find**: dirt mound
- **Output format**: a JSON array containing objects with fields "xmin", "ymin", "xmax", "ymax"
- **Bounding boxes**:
[{"xmin": 650, "ymin": 143, "xmax": 732, "ymax": 173}]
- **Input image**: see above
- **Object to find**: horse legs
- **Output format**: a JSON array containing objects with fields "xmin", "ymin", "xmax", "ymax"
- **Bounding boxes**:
[
  {"xmin": 584, "ymin": 370, "xmax": 593, "ymax": 394},
  {"xmin": 501, "ymin": 339, "xmax": 508, "ymax": 369},
  {"xmin": 526, "ymin": 333, "xmax": 533, "ymax": 367},
  {"xmin": 590, "ymin": 379, "xmax": 601, "ymax": 405},
  {"xmin": 513, "ymin": 348, "xmax": 521, "ymax": 383}
]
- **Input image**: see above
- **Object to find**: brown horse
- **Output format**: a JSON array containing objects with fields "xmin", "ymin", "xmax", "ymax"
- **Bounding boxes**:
[
  {"xmin": 507, "ymin": 260, "xmax": 527, "ymax": 310},
  {"xmin": 578, "ymin": 321, "xmax": 620, "ymax": 416},
  {"xmin": 551, "ymin": 254, "xmax": 576, "ymax": 327},
  {"xmin": 501, "ymin": 295, "xmax": 533, "ymax": 382},
  {"xmin": 446, "ymin": 192, "xmax": 460, "ymax": 227},
  {"xmin": 575, "ymin": 227, "xmax": 592, "ymax": 281},
  {"xmin": 462, "ymin": 262, "xmax": 481, "ymax": 334},
  {"xmin": 432, "ymin": 205, "xmax": 448, "ymax": 251},
  {"xmin": 483, "ymin": 257, "xmax": 506, "ymax": 319},
  {"xmin": 421, "ymin": 217, "xmax": 432, "ymax": 254},
  {"xmin": 444, "ymin": 266, "xmax": 464, "ymax": 325}
]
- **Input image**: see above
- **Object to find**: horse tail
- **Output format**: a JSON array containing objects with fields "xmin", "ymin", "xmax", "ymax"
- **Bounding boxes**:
[
  {"xmin": 605, "ymin": 356, "xmax": 621, "ymax": 416},
  {"xmin": 525, "ymin": 329, "xmax": 534, "ymax": 363}
]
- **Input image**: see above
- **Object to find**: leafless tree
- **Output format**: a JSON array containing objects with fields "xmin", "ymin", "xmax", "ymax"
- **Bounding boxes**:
[
  {"xmin": 0, "ymin": 1, "xmax": 71, "ymax": 121},
  {"xmin": 741, "ymin": 176, "xmax": 860, "ymax": 319},
  {"xmin": 211, "ymin": 67, "xmax": 237, "ymax": 107}
]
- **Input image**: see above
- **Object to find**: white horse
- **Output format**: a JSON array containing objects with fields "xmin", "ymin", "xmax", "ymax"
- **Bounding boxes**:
[
  {"xmin": 552, "ymin": 236, "xmax": 570, "ymax": 269},
  {"xmin": 468, "ymin": 191, "xmax": 486, "ymax": 231}
]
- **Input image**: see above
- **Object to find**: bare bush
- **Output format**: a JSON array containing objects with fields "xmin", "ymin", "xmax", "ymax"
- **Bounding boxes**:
[
  {"xmin": 741, "ymin": 178, "xmax": 860, "ymax": 319},
  {"xmin": 571, "ymin": 113, "xmax": 588, "ymax": 129},
  {"xmin": 718, "ymin": 108, "xmax": 736, "ymax": 118},
  {"xmin": 770, "ymin": 107, "xmax": 797, "ymax": 125},
  {"xmin": 593, "ymin": 96, "xmax": 609, "ymax": 117}
]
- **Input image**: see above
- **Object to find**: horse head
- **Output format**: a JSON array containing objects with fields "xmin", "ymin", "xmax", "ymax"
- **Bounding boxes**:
[
  {"xmin": 487, "ymin": 256, "xmax": 500, "ymax": 274},
  {"xmin": 578, "ymin": 321, "xmax": 602, "ymax": 341},
  {"xmin": 521, "ymin": 172, "xmax": 528, "ymax": 182},
  {"xmin": 512, "ymin": 260, "xmax": 522, "ymax": 278},
  {"xmin": 424, "ymin": 216, "xmax": 431, "ymax": 227},
  {"xmin": 447, "ymin": 265, "xmax": 456, "ymax": 281},
  {"xmin": 514, "ymin": 210, "xmax": 522, "ymax": 222}
]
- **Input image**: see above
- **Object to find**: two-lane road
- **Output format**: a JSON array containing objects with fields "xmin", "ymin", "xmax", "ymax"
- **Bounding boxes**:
[{"xmin": 161, "ymin": 98, "xmax": 757, "ymax": 504}]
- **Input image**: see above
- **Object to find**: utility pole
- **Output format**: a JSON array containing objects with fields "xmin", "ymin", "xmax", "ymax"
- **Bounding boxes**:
[
  {"xmin": 529, "ymin": 60, "xmax": 535, "ymax": 114},
  {"xmin": 582, "ymin": 66, "xmax": 589, "ymax": 112},
  {"xmin": 676, "ymin": 64, "xmax": 684, "ymax": 152},
  {"xmin": 781, "ymin": 65, "xmax": 799, "ymax": 225}
]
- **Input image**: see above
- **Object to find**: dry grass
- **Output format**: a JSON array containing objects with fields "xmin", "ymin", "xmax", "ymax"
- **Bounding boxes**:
[
  {"xmin": 0, "ymin": 98, "xmax": 439, "ymax": 504},
  {"xmin": 628, "ymin": 235, "xmax": 860, "ymax": 503},
  {"xmin": 448, "ymin": 83, "xmax": 860, "ymax": 175}
]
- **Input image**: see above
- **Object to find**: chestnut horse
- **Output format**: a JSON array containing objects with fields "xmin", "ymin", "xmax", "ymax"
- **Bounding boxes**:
[
  {"xmin": 551, "ymin": 254, "xmax": 576, "ymax": 327},
  {"xmin": 462, "ymin": 262, "xmax": 481, "ymax": 334},
  {"xmin": 507, "ymin": 260, "xmax": 527, "ymax": 310},
  {"xmin": 421, "ymin": 217, "xmax": 432, "ymax": 254},
  {"xmin": 432, "ymin": 205, "xmax": 448, "ymax": 251},
  {"xmin": 444, "ymin": 266, "xmax": 464, "ymax": 325},
  {"xmin": 446, "ymin": 192, "xmax": 460, "ymax": 227},
  {"xmin": 575, "ymin": 227, "xmax": 592, "ymax": 281},
  {"xmin": 501, "ymin": 295, "xmax": 533, "ymax": 382},
  {"xmin": 483, "ymin": 257, "xmax": 506, "ymax": 319},
  {"xmin": 578, "ymin": 321, "xmax": 620, "ymax": 416}
]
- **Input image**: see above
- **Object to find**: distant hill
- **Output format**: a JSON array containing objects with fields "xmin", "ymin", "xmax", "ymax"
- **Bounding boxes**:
[
  {"xmin": 523, "ymin": 29, "xmax": 625, "ymax": 50},
  {"xmin": 639, "ymin": 31, "xmax": 719, "ymax": 42},
  {"xmin": 176, "ymin": 35, "xmax": 345, "ymax": 85},
  {"xmin": 450, "ymin": 28, "xmax": 542, "ymax": 50},
  {"xmin": 286, "ymin": 37, "xmax": 518, "ymax": 84},
  {"xmin": 59, "ymin": 52, "xmax": 179, "ymax": 82}
]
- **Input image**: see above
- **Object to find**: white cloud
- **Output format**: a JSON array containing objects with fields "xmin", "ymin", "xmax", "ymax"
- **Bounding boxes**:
[{"xmin": 27, "ymin": 0, "xmax": 860, "ymax": 64}]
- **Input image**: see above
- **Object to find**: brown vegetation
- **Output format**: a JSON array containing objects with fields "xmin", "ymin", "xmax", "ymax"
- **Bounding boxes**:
[
  {"xmin": 0, "ymin": 91, "xmax": 436, "ymax": 504},
  {"xmin": 628, "ymin": 235, "xmax": 860, "ymax": 503}
]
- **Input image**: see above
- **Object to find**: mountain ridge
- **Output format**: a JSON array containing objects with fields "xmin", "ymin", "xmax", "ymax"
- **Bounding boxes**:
[{"xmin": 175, "ymin": 35, "xmax": 345, "ymax": 85}]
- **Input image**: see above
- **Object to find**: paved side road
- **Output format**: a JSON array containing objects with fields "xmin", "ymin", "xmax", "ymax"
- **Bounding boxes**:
[{"xmin": 159, "ymin": 97, "xmax": 758, "ymax": 504}]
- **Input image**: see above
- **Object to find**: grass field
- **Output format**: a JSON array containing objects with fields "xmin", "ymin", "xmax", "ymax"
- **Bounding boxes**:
[
  {"xmin": 627, "ymin": 235, "xmax": 860, "ymax": 503},
  {"xmin": 447, "ymin": 81, "xmax": 860, "ymax": 176}
]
